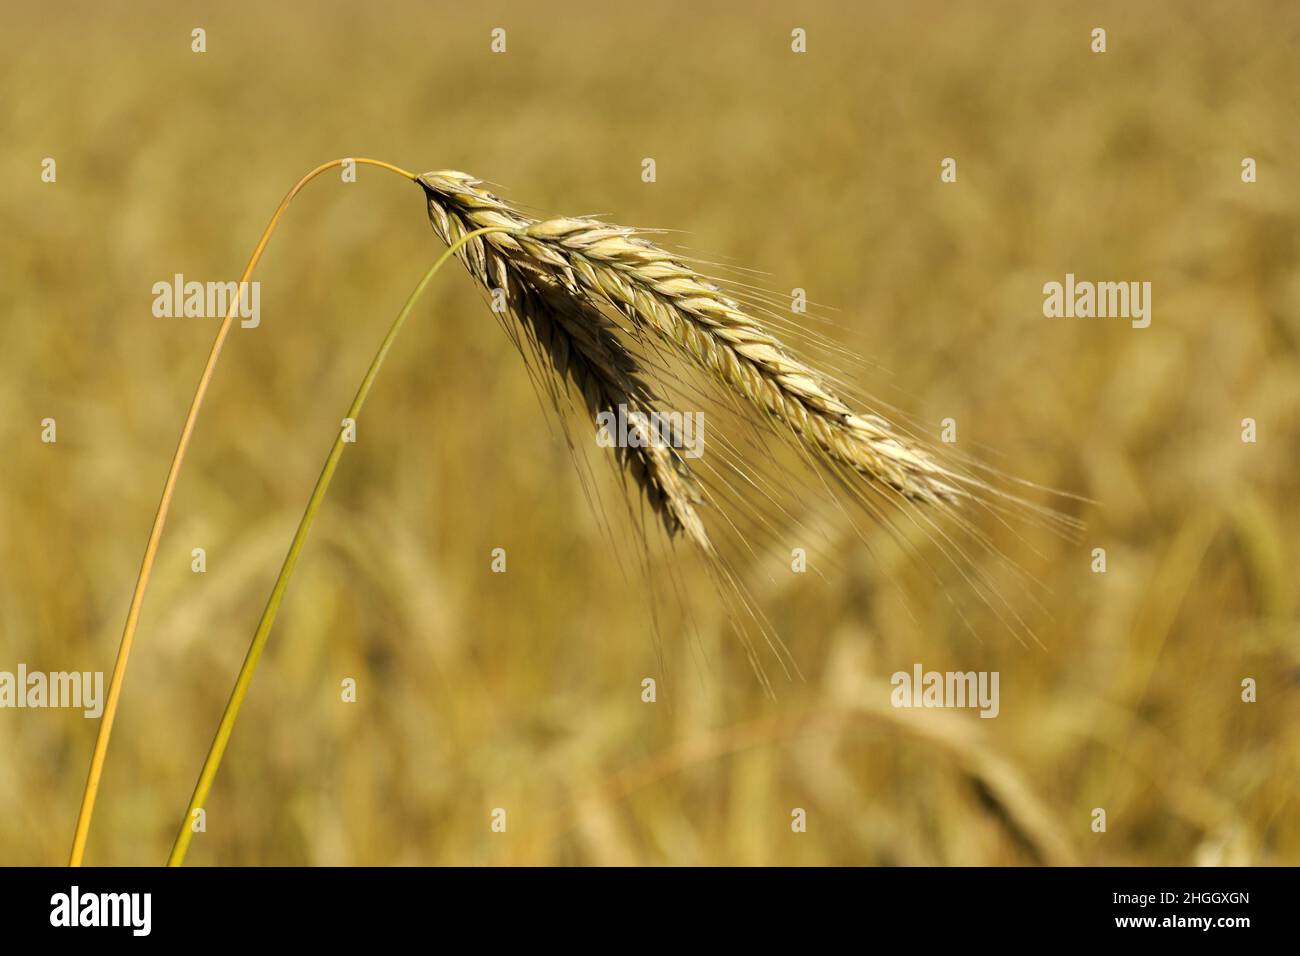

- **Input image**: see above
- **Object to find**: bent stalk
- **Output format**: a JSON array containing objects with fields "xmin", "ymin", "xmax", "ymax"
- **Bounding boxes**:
[
  {"xmin": 167, "ymin": 225, "xmax": 516, "ymax": 867},
  {"xmin": 69, "ymin": 157, "xmax": 419, "ymax": 867}
]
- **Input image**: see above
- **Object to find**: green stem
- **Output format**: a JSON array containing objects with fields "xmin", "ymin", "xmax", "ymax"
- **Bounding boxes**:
[
  {"xmin": 70, "ymin": 158, "xmax": 418, "ymax": 868},
  {"xmin": 167, "ymin": 224, "xmax": 516, "ymax": 867}
]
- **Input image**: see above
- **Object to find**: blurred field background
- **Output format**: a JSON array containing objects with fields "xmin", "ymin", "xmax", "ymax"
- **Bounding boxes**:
[{"xmin": 1, "ymin": 0, "xmax": 1298, "ymax": 865}]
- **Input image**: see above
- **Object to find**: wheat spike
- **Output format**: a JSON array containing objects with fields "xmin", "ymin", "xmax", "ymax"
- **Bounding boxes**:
[{"xmin": 418, "ymin": 170, "xmax": 962, "ymax": 510}]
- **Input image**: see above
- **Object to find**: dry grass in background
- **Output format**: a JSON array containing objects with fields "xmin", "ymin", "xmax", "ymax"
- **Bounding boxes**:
[{"xmin": 1, "ymin": 0, "xmax": 1298, "ymax": 865}]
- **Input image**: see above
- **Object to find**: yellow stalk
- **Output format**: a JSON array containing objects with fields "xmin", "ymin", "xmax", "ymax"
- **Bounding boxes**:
[{"xmin": 69, "ymin": 157, "xmax": 419, "ymax": 867}]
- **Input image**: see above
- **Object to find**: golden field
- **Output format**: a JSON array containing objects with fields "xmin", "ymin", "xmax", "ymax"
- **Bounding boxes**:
[{"xmin": 1, "ymin": 0, "xmax": 1297, "ymax": 865}]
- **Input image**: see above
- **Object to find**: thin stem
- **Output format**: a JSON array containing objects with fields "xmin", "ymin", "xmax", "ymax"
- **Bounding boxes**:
[
  {"xmin": 69, "ymin": 158, "xmax": 420, "ymax": 867},
  {"xmin": 167, "ymin": 225, "xmax": 516, "ymax": 867}
]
